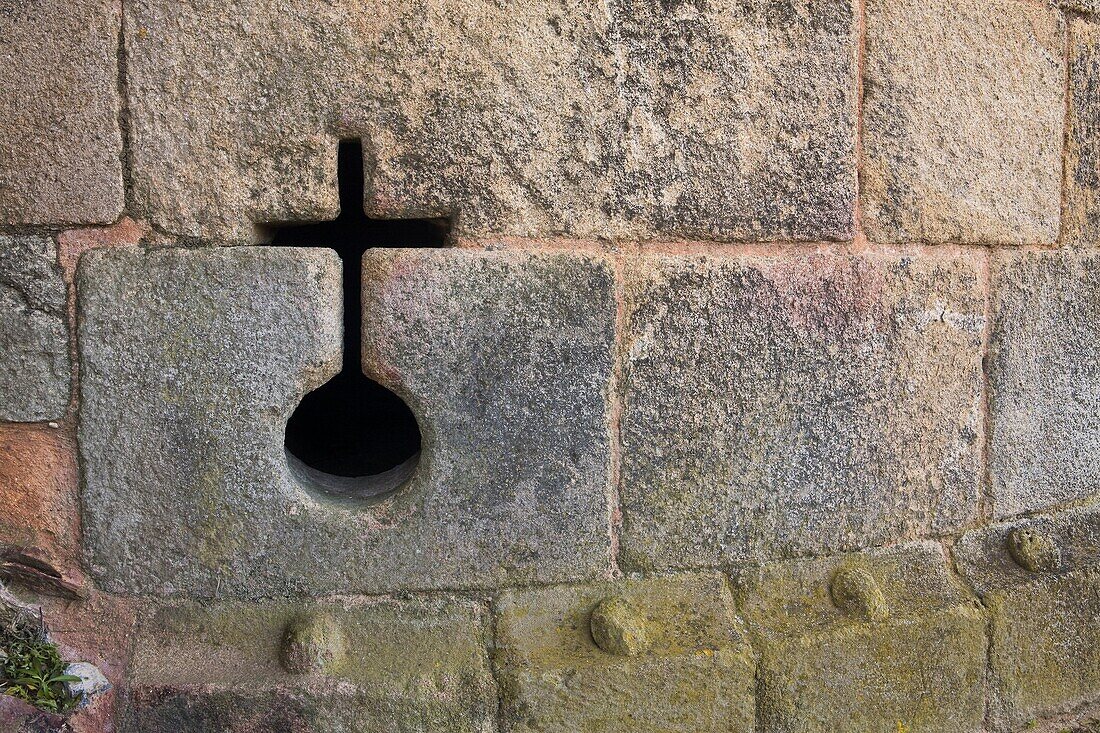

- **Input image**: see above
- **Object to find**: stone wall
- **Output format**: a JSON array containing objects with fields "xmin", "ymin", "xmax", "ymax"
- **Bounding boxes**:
[{"xmin": 2, "ymin": 0, "xmax": 1100, "ymax": 731}]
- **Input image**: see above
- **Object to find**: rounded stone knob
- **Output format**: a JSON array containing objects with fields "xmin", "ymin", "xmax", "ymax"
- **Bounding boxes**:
[
  {"xmin": 280, "ymin": 612, "xmax": 346, "ymax": 675},
  {"xmin": 589, "ymin": 596, "xmax": 650, "ymax": 656},
  {"xmin": 830, "ymin": 566, "xmax": 889, "ymax": 622},
  {"xmin": 1006, "ymin": 527, "xmax": 1060, "ymax": 573}
]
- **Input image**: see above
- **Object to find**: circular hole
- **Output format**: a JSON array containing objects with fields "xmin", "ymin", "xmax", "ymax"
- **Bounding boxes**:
[{"xmin": 284, "ymin": 372, "xmax": 422, "ymax": 500}]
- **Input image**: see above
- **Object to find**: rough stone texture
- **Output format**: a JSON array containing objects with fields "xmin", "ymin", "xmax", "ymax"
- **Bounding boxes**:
[
  {"xmin": 1060, "ymin": 0, "xmax": 1100, "ymax": 16},
  {"xmin": 0, "ymin": 695, "xmax": 66, "ymax": 733},
  {"xmin": 0, "ymin": 235, "xmax": 71, "ymax": 422},
  {"xmin": 0, "ymin": 424, "xmax": 82, "ymax": 582},
  {"xmin": 618, "ymin": 252, "xmax": 984, "ymax": 570},
  {"xmin": 0, "ymin": 0, "xmax": 124, "ymax": 225},
  {"xmin": 988, "ymin": 252, "xmax": 1100, "ymax": 517},
  {"xmin": 862, "ymin": 0, "xmax": 1064, "ymax": 244},
  {"xmin": 1066, "ymin": 18, "xmax": 1100, "ymax": 246},
  {"xmin": 956, "ymin": 509, "xmax": 1100, "ymax": 730},
  {"xmin": 40, "ymin": 590, "xmax": 140, "ymax": 733},
  {"xmin": 740, "ymin": 541, "xmax": 988, "ymax": 733},
  {"xmin": 125, "ymin": 0, "xmax": 856, "ymax": 242},
  {"xmin": 494, "ymin": 573, "xmax": 756, "ymax": 733},
  {"xmin": 123, "ymin": 598, "xmax": 495, "ymax": 732},
  {"xmin": 58, "ymin": 219, "xmax": 151, "ymax": 285},
  {"xmin": 79, "ymin": 247, "xmax": 614, "ymax": 597}
]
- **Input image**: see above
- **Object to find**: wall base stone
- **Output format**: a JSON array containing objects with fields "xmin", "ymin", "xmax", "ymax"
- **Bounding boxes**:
[
  {"xmin": 123, "ymin": 598, "xmax": 496, "ymax": 733},
  {"xmin": 958, "ymin": 509, "xmax": 1100, "ymax": 731},
  {"xmin": 494, "ymin": 573, "xmax": 756, "ymax": 733},
  {"xmin": 740, "ymin": 542, "xmax": 988, "ymax": 733}
]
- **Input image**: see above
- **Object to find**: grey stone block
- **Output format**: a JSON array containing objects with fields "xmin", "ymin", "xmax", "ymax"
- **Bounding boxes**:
[
  {"xmin": 1066, "ymin": 18, "xmax": 1100, "ymax": 246},
  {"xmin": 123, "ymin": 597, "xmax": 496, "ymax": 732},
  {"xmin": 862, "ymin": 0, "xmax": 1063, "ymax": 244},
  {"xmin": 494, "ymin": 573, "xmax": 756, "ymax": 733},
  {"xmin": 741, "ymin": 542, "xmax": 988, "ymax": 733},
  {"xmin": 78, "ymin": 247, "xmax": 614, "ymax": 597},
  {"xmin": 956, "ymin": 510, "xmax": 1100, "ymax": 730},
  {"xmin": 618, "ymin": 253, "xmax": 984, "ymax": 570},
  {"xmin": 0, "ymin": 0, "xmax": 123, "ymax": 225},
  {"xmin": 124, "ymin": 0, "xmax": 855, "ymax": 242},
  {"xmin": 989, "ymin": 252, "xmax": 1100, "ymax": 517},
  {"xmin": 0, "ymin": 235, "xmax": 71, "ymax": 421}
]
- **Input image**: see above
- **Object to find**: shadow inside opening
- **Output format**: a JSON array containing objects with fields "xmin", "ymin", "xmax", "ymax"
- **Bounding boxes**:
[{"xmin": 267, "ymin": 140, "xmax": 448, "ymax": 500}]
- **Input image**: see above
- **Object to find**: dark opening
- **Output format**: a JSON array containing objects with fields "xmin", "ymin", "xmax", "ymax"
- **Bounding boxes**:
[{"xmin": 267, "ymin": 140, "xmax": 447, "ymax": 499}]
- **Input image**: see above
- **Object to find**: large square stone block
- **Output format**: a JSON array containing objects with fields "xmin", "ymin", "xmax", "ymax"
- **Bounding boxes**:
[
  {"xmin": 0, "ymin": 235, "xmax": 71, "ymax": 421},
  {"xmin": 124, "ymin": 0, "xmax": 855, "ymax": 242},
  {"xmin": 989, "ymin": 252, "xmax": 1100, "ymax": 517},
  {"xmin": 78, "ymin": 247, "xmax": 614, "ymax": 597},
  {"xmin": 618, "ymin": 252, "xmax": 984, "ymax": 569},
  {"xmin": 123, "ymin": 597, "xmax": 496, "ymax": 732},
  {"xmin": 862, "ymin": 0, "xmax": 1063, "ymax": 244}
]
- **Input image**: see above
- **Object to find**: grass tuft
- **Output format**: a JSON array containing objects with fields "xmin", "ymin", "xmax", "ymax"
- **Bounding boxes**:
[{"xmin": 0, "ymin": 601, "xmax": 80, "ymax": 713}]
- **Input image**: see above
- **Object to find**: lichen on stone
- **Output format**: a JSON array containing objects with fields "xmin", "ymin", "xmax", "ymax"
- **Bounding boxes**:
[
  {"xmin": 589, "ymin": 596, "xmax": 650, "ymax": 657},
  {"xmin": 1007, "ymin": 528, "xmax": 1062, "ymax": 574},
  {"xmin": 279, "ymin": 612, "xmax": 345, "ymax": 675},
  {"xmin": 830, "ymin": 566, "xmax": 890, "ymax": 623}
]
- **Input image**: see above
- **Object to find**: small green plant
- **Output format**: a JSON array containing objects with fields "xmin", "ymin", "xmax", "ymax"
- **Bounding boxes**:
[{"xmin": 0, "ymin": 602, "xmax": 80, "ymax": 713}]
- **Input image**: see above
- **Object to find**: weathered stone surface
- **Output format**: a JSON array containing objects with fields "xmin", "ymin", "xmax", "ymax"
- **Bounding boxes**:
[
  {"xmin": 125, "ymin": 0, "xmax": 855, "ymax": 242},
  {"xmin": 0, "ymin": 424, "xmax": 82, "ymax": 585},
  {"xmin": 494, "ymin": 573, "xmax": 755, "ymax": 733},
  {"xmin": 1060, "ymin": 0, "xmax": 1100, "ymax": 16},
  {"xmin": 862, "ymin": 0, "xmax": 1063, "ymax": 244},
  {"xmin": 58, "ymin": 219, "xmax": 150, "ymax": 284},
  {"xmin": 0, "ymin": 695, "xmax": 66, "ymax": 733},
  {"xmin": 740, "ymin": 541, "xmax": 987, "ymax": 733},
  {"xmin": 0, "ymin": 0, "xmax": 123, "ymax": 225},
  {"xmin": 956, "ymin": 509, "xmax": 1100, "ymax": 730},
  {"xmin": 123, "ymin": 598, "xmax": 495, "ymax": 732},
  {"xmin": 618, "ymin": 252, "xmax": 984, "ymax": 570},
  {"xmin": 989, "ymin": 252, "xmax": 1100, "ymax": 517},
  {"xmin": 1066, "ymin": 18, "xmax": 1100, "ymax": 246},
  {"xmin": 79, "ymin": 247, "xmax": 614, "ymax": 597},
  {"xmin": 39, "ymin": 590, "xmax": 140, "ymax": 733},
  {"xmin": 608, "ymin": 0, "xmax": 856, "ymax": 242},
  {"xmin": 0, "ymin": 235, "xmax": 71, "ymax": 422}
]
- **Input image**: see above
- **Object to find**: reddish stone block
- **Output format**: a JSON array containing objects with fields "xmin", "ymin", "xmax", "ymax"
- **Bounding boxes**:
[
  {"xmin": 57, "ymin": 219, "xmax": 149, "ymax": 286},
  {"xmin": 43, "ymin": 591, "xmax": 139, "ymax": 733},
  {"xmin": 0, "ymin": 424, "xmax": 83, "ymax": 586}
]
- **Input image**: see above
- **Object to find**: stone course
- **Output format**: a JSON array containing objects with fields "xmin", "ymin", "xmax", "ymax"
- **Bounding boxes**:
[
  {"xmin": 79, "ymin": 246, "xmax": 614, "ymax": 597},
  {"xmin": 988, "ymin": 252, "xmax": 1100, "ymax": 518},
  {"xmin": 494, "ymin": 573, "xmax": 755, "ymax": 733},
  {"xmin": 124, "ymin": 598, "xmax": 496, "ymax": 732},
  {"xmin": 618, "ymin": 252, "xmax": 985, "ymax": 570},
  {"xmin": 957, "ymin": 509, "xmax": 1100, "ymax": 730},
  {"xmin": 124, "ymin": 0, "xmax": 856, "ymax": 242},
  {"xmin": 0, "ymin": 0, "xmax": 124, "ymax": 225},
  {"xmin": 0, "ymin": 235, "xmax": 71, "ymax": 422},
  {"xmin": 862, "ymin": 0, "xmax": 1064, "ymax": 244},
  {"xmin": 740, "ymin": 541, "xmax": 988, "ymax": 732}
]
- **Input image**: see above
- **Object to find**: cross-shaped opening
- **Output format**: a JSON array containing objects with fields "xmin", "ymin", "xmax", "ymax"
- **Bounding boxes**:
[{"xmin": 265, "ymin": 140, "xmax": 448, "ymax": 501}]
